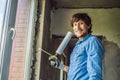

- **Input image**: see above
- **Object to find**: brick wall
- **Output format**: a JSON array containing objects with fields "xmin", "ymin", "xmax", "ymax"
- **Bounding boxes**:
[{"xmin": 8, "ymin": 0, "xmax": 31, "ymax": 80}]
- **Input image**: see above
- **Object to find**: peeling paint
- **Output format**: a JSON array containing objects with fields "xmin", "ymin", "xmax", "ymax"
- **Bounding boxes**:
[{"xmin": 103, "ymin": 39, "xmax": 120, "ymax": 80}]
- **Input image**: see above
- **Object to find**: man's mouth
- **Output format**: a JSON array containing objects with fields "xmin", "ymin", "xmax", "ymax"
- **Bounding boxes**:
[
  {"xmin": 76, "ymin": 29, "xmax": 82, "ymax": 33},
  {"xmin": 79, "ymin": 28, "xmax": 83, "ymax": 31}
]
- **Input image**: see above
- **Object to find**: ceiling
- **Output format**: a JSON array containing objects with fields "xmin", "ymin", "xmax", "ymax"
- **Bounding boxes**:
[{"xmin": 51, "ymin": 0, "xmax": 120, "ymax": 9}]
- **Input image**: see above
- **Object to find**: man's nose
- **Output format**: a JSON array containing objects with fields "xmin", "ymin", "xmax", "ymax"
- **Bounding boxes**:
[
  {"xmin": 74, "ymin": 25, "xmax": 78, "ymax": 30},
  {"xmin": 76, "ymin": 24, "xmax": 80, "ymax": 29}
]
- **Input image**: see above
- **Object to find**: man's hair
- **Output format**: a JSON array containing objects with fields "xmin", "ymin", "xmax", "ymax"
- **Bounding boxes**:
[{"xmin": 71, "ymin": 13, "xmax": 92, "ymax": 33}]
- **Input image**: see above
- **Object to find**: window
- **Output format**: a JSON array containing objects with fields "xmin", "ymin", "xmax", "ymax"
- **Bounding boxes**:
[{"xmin": 0, "ymin": 0, "xmax": 18, "ymax": 79}]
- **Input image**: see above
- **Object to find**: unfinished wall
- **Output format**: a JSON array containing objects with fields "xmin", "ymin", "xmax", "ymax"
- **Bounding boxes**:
[
  {"xmin": 51, "ymin": 8, "xmax": 120, "ymax": 80},
  {"xmin": 35, "ymin": 0, "xmax": 55, "ymax": 80},
  {"xmin": 51, "ymin": 8, "xmax": 120, "ymax": 47}
]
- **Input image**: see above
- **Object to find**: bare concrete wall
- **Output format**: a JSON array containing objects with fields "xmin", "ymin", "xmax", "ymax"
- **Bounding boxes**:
[
  {"xmin": 34, "ymin": 0, "xmax": 51, "ymax": 79},
  {"xmin": 51, "ymin": 8, "xmax": 120, "ymax": 80},
  {"xmin": 103, "ymin": 40, "xmax": 120, "ymax": 80},
  {"xmin": 51, "ymin": 8, "xmax": 120, "ymax": 47},
  {"xmin": 36, "ymin": 0, "xmax": 57, "ymax": 80}
]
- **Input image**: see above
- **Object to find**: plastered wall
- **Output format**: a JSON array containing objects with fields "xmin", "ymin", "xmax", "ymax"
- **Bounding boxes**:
[
  {"xmin": 51, "ymin": 8, "xmax": 120, "ymax": 80},
  {"xmin": 51, "ymin": 8, "xmax": 120, "ymax": 47}
]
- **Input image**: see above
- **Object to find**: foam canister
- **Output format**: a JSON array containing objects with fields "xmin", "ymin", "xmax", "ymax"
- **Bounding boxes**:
[{"xmin": 56, "ymin": 31, "xmax": 72, "ymax": 55}]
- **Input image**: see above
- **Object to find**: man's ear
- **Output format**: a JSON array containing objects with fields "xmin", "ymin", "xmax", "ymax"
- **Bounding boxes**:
[{"xmin": 88, "ymin": 24, "xmax": 92, "ymax": 29}]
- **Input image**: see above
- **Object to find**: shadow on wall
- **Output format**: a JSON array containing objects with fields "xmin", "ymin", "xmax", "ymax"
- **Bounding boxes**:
[{"xmin": 103, "ymin": 38, "xmax": 120, "ymax": 80}]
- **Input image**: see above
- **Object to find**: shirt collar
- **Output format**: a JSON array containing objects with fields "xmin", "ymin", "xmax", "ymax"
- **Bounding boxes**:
[{"xmin": 76, "ymin": 34, "xmax": 91, "ymax": 45}]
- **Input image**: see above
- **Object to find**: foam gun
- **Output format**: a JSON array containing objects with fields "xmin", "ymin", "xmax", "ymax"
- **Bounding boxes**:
[{"xmin": 39, "ymin": 31, "xmax": 72, "ymax": 58}]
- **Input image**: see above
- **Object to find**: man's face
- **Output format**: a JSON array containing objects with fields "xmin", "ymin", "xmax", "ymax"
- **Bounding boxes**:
[{"xmin": 72, "ymin": 19, "xmax": 89, "ymax": 39}]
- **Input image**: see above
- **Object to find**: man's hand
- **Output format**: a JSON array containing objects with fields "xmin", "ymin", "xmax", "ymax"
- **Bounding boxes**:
[{"xmin": 49, "ymin": 55, "xmax": 64, "ymax": 70}]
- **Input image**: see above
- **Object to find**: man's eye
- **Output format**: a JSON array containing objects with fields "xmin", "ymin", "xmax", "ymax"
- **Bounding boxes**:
[
  {"xmin": 74, "ymin": 23, "xmax": 77, "ymax": 26},
  {"xmin": 75, "ymin": 24, "xmax": 77, "ymax": 26},
  {"xmin": 80, "ymin": 22, "xmax": 83, "ymax": 24}
]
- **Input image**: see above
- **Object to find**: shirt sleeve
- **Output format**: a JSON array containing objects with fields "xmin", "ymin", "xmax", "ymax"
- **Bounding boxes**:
[{"xmin": 86, "ymin": 37, "xmax": 105, "ymax": 80}]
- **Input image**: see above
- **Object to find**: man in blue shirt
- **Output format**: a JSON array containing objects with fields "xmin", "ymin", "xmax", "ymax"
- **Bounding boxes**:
[{"xmin": 49, "ymin": 13, "xmax": 105, "ymax": 80}]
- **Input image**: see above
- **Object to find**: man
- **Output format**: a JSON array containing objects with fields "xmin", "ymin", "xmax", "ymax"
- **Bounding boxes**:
[{"xmin": 49, "ymin": 13, "xmax": 105, "ymax": 80}]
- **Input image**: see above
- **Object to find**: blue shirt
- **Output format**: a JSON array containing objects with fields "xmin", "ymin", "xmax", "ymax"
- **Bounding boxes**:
[{"xmin": 67, "ymin": 34, "xmax": 105, "ymax": 80}]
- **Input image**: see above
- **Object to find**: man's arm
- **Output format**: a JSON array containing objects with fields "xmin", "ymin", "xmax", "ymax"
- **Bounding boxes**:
[{"xmin": 86, "ymin": 37, "xmax": 104, "ymax": 80}]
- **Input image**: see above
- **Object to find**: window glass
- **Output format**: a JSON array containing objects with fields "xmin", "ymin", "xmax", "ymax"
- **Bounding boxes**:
[{"xmin": 0, "ymin": 0, "xmax": 7, "ymax": 43}]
